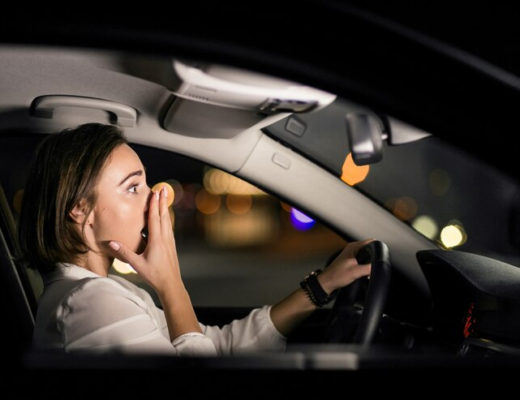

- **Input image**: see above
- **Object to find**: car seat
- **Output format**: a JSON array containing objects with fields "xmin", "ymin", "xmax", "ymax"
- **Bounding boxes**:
[{"xmin": 0, "ymin": 180, "xmax": 39, "ymax": 365}]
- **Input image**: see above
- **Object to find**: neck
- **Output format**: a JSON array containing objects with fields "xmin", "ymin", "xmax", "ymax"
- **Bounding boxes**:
[{"xmin": 77, "ymin": 251, "xmax": 113, "ymax": 277}]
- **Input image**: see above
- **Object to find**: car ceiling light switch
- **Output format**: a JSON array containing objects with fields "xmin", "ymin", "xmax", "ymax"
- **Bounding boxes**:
[{"xmin": 285, "ymin": 116, "xmax": 306, "ymax": 137}]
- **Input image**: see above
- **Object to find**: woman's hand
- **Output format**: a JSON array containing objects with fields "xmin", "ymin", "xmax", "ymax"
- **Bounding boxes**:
[
  {"xmin": 109, "ymin": 186, "xmax": 202, "ymax": 338},
  {"xmin": 270, "ymin": 238, "xmax": 375, "ymax": 336},
  {"xmin": 109, "ymin": 186, "xmax": 180, "ymax": 296},
  {"xmin": 317, "ymin": 239, "xmax": 374, "ymax": 295}
]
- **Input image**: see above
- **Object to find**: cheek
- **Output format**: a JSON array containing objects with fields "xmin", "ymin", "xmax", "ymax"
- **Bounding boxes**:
[
  {"xmin": 92, "ymin": 196, "xmax": 144, "ymax": 245},
  {"xmin": 95, "ymin": 201, "xmax": 130, "ymax": 232}
]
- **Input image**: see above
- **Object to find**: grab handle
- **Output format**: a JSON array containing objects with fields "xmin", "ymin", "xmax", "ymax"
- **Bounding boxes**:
[{"xmin": 33, "ymin": 96, "xmax": 137, "ymax": 127}]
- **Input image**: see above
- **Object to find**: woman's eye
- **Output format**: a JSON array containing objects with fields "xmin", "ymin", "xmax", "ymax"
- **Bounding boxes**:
[{"xmin": 128, "ymin": 184, "xmax": 138, "ymax": 194}]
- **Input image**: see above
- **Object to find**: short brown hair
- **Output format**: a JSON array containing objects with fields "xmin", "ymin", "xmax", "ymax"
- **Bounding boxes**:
[{"xmin": 18, "ymin": 123, "xmax": 128, "ymax": 274}]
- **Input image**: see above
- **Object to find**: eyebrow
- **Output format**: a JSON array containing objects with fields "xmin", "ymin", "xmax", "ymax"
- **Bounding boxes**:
[{"xmin": 118, "ymin": 170, "xmax": 143, "ymax": 186}]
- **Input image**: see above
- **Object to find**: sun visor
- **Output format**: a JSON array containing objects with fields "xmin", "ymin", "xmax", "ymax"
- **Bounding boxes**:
[{"xmin": 163, "ymin": 60, "xmax": 336, "ymax": 138}]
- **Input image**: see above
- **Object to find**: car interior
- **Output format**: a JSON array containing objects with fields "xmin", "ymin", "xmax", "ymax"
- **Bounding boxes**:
[{"xmin": 2, "ymin": 42, "xmax": 520, "ymax": 384}]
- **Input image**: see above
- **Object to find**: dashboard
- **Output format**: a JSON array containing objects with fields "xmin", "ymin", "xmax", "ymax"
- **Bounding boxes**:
[{"xmin": 416, "ymin": 249, "xmax": 520, "ymax": 356}]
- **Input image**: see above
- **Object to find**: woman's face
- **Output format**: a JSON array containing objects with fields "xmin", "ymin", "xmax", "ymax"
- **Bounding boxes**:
[{"xmin": 87, "ymin": 144, "xmax": 151, "ymax": 256}]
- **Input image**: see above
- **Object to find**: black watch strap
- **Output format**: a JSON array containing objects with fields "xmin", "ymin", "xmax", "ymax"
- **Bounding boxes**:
[{"xmin": 300, "ymin": 269, "xmax": 337, "ymax": 307}]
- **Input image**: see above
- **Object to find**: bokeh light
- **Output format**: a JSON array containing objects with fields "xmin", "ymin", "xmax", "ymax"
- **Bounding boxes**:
[
  {"xmin": 280, "ymin": 201, "xmax": 292, "ymax": 212},
  {"xmin": 430, "ymin": 169, "xmax": 451, "ymax": 196},
  {"xmin": 175, "ymin": 183, "xmax": 199, "ymax": 216},
  {"xmin": 341, "ymin": 153, "xmax": 370, "ymax": 186},
  {"xmin": 152, "ymin": 182, "xmax": 175, "ymax": 207},
  {"xmin": 385, "ymin": 197, "xmax": 418, "ymax": 221},
  {"xmin": 394, "ymin": 197, "xmax": 418, "ymax": 220},
  {"xmin": 204, "ymin": 168, "xmax": 265, "ymax": 195},
  {"xmin": 440, "ymin": 223, "xmax": 467, "ymax": 248},
  {"xmin": 113, "ymin": 258, "xmax": 136, "ymax": 275},
  {"xmin": 167, "ymin": 179, "xmax": 184, "ymax": 206},
  {"xmin": 195, "ymin": 189, "xmax": 221, "ymax": 214},
  {"xmin": 226, "ymin": 194, "xmax": 252, "ymax": 215},
  {"xmin": 412, "ymin": 215, "xmax": 439, "ymax": 240},
  {"xmin": 290, "ymin": 208, "xmax": 316, "ymax": 230}
]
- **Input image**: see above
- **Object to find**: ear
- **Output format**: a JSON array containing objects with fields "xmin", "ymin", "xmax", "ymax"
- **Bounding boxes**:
[{"xmin": 69, "ymin": 199, "xmax": 91, "ymax": 224}]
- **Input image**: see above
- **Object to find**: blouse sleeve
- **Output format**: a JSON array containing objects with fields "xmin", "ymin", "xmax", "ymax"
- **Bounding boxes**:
[
  {"xmin": 57, "ymin": 278, "xmax": 217, "ymax": 356},
  {"xmin": 198, "ymin": 305, "xmax": 287, "ymax": 355}
]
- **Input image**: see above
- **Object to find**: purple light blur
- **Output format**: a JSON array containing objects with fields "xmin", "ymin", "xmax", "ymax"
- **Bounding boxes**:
[{"xmin": 290, "ymin": 208, "xmax": 315, "ymax": 230}]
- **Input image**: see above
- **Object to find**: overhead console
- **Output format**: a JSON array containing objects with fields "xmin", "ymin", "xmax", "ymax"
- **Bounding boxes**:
[{"xmin": 163, "ymin": 60, "xmax": 337, "ymax": 138}]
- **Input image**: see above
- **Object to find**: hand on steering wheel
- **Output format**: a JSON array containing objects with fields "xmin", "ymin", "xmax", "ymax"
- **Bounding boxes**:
[{"xmin": 323, "ymin": 240, "xmax": 392, "ymax": 345}]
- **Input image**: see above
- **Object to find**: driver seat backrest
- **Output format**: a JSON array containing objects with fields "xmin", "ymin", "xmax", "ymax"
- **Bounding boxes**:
[{"xmin": 0, "ymin": 180, "xmax": 39, "ymax": 356}]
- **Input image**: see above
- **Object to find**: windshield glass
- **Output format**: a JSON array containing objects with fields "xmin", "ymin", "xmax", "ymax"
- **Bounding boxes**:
[
  {"xmin": 263, "ymin": 98, "xmax": 520, "ymax": 267},
  {"xmin": 355, "ymin": 138, "xmax": 520, "ymax": 266}
]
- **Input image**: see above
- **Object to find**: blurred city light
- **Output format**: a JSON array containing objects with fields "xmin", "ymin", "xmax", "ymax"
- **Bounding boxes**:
[
  {"xmin": 440, "ymin": 224, "xmax": 466, "ymax": 248},
  {"xmin": 226, "ymin": 194, "xmax": 252, "ymax": 215},
  {"xmin": 175, "ymin": 183, "xmax": 199, "ymax": 217},
  {"xmin": 280, "ymin": 201, "xmax": 292, "ymax": 212},
  {"xmin": 113, "ymin": 258, "xmax": 136, "ymax": 275},
  {"xmin": 412, "ymin": 215, "xmax": 439, "ymax": 240},
  {"xmin": 341, "ymin": 153, "xmax": 370, "ymax": 186},
  {"xmin": 430, "ymin": 169, "xmax": 451, "ymax": 197},
  {"xmin": 291, "ymin": 208, "xmax": 316, "ymax": 230},
  {"xmin": 195, "ymin": 189, "xmax": 221, "ymax": 214},
  {"xmin": 204, "ymin": 168, "xmax": 265, "ymax": 195},
  {"xmin": 166, "ymin": 179, "xmax": 184, "ymax": 206},
  {"xmin": 204, "ymin": 205, "xmax": 277, "ymax": 247},
  {"xmin": 386, "ymin": 197, "xmax": 418, "ymax": 221}
]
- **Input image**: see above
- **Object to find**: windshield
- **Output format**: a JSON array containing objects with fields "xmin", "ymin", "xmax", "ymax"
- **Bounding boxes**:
[
  {"xmin": 263, "ymin": 99, "xmax": 520, "ymax": 267},
  {"xmin": 356, "ymin": 138, "xmax": 520, "ymax": 266}
]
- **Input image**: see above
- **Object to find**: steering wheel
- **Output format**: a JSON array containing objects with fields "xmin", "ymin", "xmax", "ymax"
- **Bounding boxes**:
[{"xmin": 323, "ymin": 240, "xmax": 392, "ymax": 345}]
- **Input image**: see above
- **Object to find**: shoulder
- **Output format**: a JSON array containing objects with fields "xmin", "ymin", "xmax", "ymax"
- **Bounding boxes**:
[
  {"xmin": 58, "ymin": 277, "xmax": 150, "ymax": 322},
  {"xmin": 56, "ymin": 277, "xmax": 155, "ymax": 343}
]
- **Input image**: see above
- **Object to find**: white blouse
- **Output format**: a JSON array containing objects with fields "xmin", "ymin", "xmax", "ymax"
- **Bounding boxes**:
[{"xmin": 33, "ymin": 263, "xmax": 286, "ymax": 356}]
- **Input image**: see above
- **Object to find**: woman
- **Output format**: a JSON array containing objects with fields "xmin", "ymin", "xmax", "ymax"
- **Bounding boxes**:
[{"xmin": 18, "ymin": 123, "xmax": 372, "ymax": 355}]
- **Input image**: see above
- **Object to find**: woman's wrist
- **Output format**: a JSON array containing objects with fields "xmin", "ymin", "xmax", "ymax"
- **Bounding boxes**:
[
  {"xmin": 317, "ymin": 269, "xmax": 337, "ymax": 294},
  {"xmin": 300, "ymin": 269, "xmax": 338, "ymax": 308},
  {"xmin": 156, "ymin": 279, "xmax": 187, "ymax": 302}
]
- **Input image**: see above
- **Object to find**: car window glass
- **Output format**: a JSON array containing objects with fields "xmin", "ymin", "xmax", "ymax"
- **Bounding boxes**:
[
  {"xmin": 116, "ymin": 144, "xmax": 348, "ymax": 308},
  {"xmin": 356, "ymin": 138, "xmax": 520, "ymax": 266}
]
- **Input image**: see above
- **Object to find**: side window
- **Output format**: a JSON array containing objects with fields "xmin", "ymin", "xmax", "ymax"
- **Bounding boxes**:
[{"xmin": 120, "ymin": 145, "xmax": 347, "ymax": 308}]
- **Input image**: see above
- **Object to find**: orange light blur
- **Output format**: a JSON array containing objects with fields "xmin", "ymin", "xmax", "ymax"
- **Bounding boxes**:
[
  {"xmin": 393, "ymin": 197, "xmax": 418, "ymax": 221},
  {"xmin": 341, "ymin": 153, "xmax": 370, "ymax": 186},
  {"xmin": 226, "ymin": 194, "xmax": 252, "ymax": 215},
  {"xmin": 280, "ymin": 201, "xmax": 292, "ymax": 212},
  {"xmin": 152, "ymin": 182, "xmax": 175, "ymax": 207},
  {"xmin": 385, "ymin": 197, "xmax": 418, "ymax": 221},
  {"xmin": 203, "ymin": 168, "xmax": 265, "ymax": 195},
  {"xmin": 195, "ymin": 189, "xmax": 221, "ymax": 214}
]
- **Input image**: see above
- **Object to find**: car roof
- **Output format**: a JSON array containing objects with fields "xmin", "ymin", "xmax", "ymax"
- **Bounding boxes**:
[{"xmin": 2, "ymin": 6, "xmax": 519, "ymax": 180}]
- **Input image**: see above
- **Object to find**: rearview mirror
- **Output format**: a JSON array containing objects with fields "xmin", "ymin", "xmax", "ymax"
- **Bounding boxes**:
[{"xmin": 346, "ymin": 113, "xmax": 383, "ymax": 165}]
